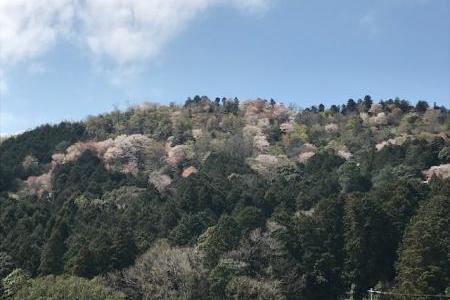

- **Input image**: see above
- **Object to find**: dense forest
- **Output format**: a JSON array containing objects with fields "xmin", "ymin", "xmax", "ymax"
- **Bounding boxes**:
[{"xmin": 0, "ymin": 95, "xmax": 449, "ymax": 299}]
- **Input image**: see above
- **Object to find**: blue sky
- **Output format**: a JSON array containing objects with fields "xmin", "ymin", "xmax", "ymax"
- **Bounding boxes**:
[{"xmin": 0, "ymin": 0, "xmax": 449, "ymax": 134}]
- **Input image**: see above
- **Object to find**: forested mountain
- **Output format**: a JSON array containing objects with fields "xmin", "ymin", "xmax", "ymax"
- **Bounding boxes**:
[{"xmin": 0, "ymin": 96, "xmax": 449, "ymax": 299}]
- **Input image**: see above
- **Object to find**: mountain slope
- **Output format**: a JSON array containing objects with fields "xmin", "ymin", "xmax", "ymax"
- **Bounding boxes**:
[{"xmin": 0, "ymin": 96, "xmax": 449, "ymax": 299}]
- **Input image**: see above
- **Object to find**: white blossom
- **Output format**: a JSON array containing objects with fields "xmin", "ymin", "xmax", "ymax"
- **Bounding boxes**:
[
  {"xmin": 374, "ymin": 112, "xmax": 388, "ymax": 125},
  {"xmin": 248, "ymin": 154, "xmax": 282, "ymax": 176},
  {"xmin": 375, "ymin": 138, "xmax": 396, "ymax": 151},
  {"xmin": 423, "ymin": 164, "xmax": 450, "ymax": 182},
  {"xmin": 103, "ymin": 134, "xmax": 153, "ymax": 174},
  {"xmin": 149, "ymin": 172, "xmax": 172, "ymax": 192},
  {"xmin": 325, "ymin": 123, "xmax": 338, "ymax": 133},
  {"xmin": 279, "ymin": 122, "xmax": 293, "ymax": 133},
  {"xmin": 369, "ymin": 103, "xmax": 382, "ymax": 115},
  {"xmin": 337, "ymin": 150, "xmax": 352, "ymax": 160}
]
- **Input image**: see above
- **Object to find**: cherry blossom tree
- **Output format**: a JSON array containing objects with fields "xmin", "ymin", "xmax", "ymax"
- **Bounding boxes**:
[
  {"xmin": 26, "ymin": 173, "xmax": 51, "ymax": 197},
  {"xmin": 166, "ymin": 144, "xmax": 188, "ymax": 167}
]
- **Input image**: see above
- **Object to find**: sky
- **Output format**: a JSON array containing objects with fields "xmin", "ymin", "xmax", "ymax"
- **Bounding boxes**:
[{"xmin": 0, "ymin": 0, "xmax": 449, "ymax": 134}]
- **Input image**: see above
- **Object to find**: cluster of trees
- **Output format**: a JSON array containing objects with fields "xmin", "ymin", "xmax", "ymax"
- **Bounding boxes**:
[
  {"xmin": 0, "ymin": 122, "xmax": 86, "ymax": 191},
  {"xmin": 0, "ymin": 96, "xmax": 449, "ymax": 299},
  {"xmin": 302, "ymin": 96, "xmax": 445, "ymax": 116}
]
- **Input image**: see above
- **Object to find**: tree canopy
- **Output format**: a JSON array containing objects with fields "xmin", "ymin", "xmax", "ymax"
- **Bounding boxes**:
[{"xmin": 0, "ymin": 96, "xmax": 449, "ymax": 299}]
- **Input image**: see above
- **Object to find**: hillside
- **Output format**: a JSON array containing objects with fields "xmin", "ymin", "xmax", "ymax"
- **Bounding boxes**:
[{"xmin": 0, "ymin": 96, "xmax": 449, "ymax": 299}]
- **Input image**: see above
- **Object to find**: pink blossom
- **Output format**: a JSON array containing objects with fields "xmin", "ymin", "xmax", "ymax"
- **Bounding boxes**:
[
  {"xmin": 92, "ymin": 138, "xmax": 114, "ymax": 156},
  {"xmin": 182, "ymin": 166, "xmax": 198, "ymax": 177},
  {"xmin": 166, "ymin": 144, "xmax": 188, "ymax": 166},
  {"xmin": 51, "ymin": 153, "xmax": 65, "ymax": 166},
  {"xmin": 103, "ymin": 134, "xmax": 153, "ymax": 173},
  {"xmin": 423, "ymin": 164, "xmax": 450, "ymax": 182},
  {"xmin": 298, "ymin": 151, "xmax": 315, "ymax": 163},
  {"xmin": 26, "ymin": 173, "xmax": 51, "ymax": 197},
  {"xmin": 64, "ymin": 142, "xmax": 89, "ymax": 162}
]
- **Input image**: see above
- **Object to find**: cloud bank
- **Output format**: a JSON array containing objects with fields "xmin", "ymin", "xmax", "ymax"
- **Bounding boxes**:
[
  {"xmin": 0, "ymin": 0, "xmax": 74, "ymax": 66},
  {"xmin": 0, "ymin": 0, "xmax": 272, "ymax": 71}
]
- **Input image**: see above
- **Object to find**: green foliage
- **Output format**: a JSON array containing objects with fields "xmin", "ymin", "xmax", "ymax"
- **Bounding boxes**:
[
  {"xmin": 275, "ymin": 197, "xmax": 346, "ymax": 299},
  {"xmin": 395, "ymin": 194, "xmax": 450, "ymax": 297},
  {"xmin": 343, "ymin": 195, "xmax": 395, "ymax": 298},
  {"xmin": 0, "ymin": 164, "xmax": 14, "ymax": 191},
  {"xmin": 337, "ymin": 160, "xmax": 370, "ymax": 193},
  {"xmin": 2, "ymin": 268, "xmax": 31, "ymax": 299},
  {"xmin": 438, "ymin": 146, "xmax": 450, "ymax": 162},
  {"xmin": 345, "ymin": 116, "xmax": 362, "ymax": 131},
  {"xmin": 169, "ymin": 212, "xmax": 214, "ymax": 246},
  {"xmin": 371, "ymin": 164, "xmax": 419, "ymax": 189},
  {"xmin": 415, "ymin": 100, "xmax": 429, "ymax": 114},
  {"xmin": 0, "ymin": 195, "xmax": 49, "ymax": 275},
  {"xmin": 85, "ymin": 106, "xmax": 175, "ymax": 140},
  {"xmin": 0, "ymin": 122, "xmax": 85, "ymax": 190},
  {"xmin": 208, "ymin": 259, "xmax": 244, "ymax": 298},
  {"xmin": 39, "ymin": 216, "xmax": 69, "ymax": 275},
  {"xmin": 0, "ymin": 252, "xmax": 15, "ymax": 279},
  {"xmin": 14, "ymin": 275, "xmax": 125, "ymax": 300},
  {"xmin": 372, "ymin": 175, "xmax": 428, "ymax": 246},
  {"xmin": 233, "ymin": 206, "xmax": 264, "ymax": 232},
  {"xmin": 198, "ymin": 215, "xmax": 241, "ymax": 267},
  {"xmin": 105, "ymin": 239, "xmax": 208, "ymax": 300},
  {"xmin": 296, "ymin": 150, "xmax": 344, "ymax": 209},
  {"xmin": 226, "ymin": 276, "xmax": 285, "ymax": 300},
  {"xmin": 290, "ymin": 123, "xmax": 308, "ymax": 143},
  {"xmin": 51, "ymin": 150, "xmax": 124, "ymax": 202},
  {"xmin": 0, "ymin": 97, "xmax": 448, "ymax": 299}
]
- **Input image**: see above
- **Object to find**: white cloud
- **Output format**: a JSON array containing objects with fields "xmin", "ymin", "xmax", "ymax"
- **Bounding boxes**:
[
  {"xmin": 0, "ymin": 0, "xmax": 74, "ymax": 67},
  {"xmin": 0, "ymin": 0, "xmax": 272, "ymax": 74},
  {"xmin": 80, "ymin": 0, "xmax": 210, "ymax": 66},
  {"xmin": 79, "ymin": 0, "xmax": 272, "ymax": 67}
]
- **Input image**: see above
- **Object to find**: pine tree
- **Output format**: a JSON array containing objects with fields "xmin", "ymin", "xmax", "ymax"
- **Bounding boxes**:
[
  {"xmin": 110, "ymin": 225, "xmax": 137, "ymax": 269},
  {"xmin": 39, "ymin": 220, "xmax": 69, "ymax": 275},
  {"xmin": 395, "ymin": 195, "xmax": 450, "ymax": 296},
  {"xmin": 198, "ymin": 215, "xmax": 241, "ymax": 267}
]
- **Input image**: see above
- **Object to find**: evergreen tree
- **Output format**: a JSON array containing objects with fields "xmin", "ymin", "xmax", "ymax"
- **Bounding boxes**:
[
  {"xmin": 343, "ymin": 195, "xmax": 395, "ymax": 298},
  {"xmin": 39, "ymin": 220, "xmax": 69, "ymax": 275},
  {"xmin": 395, "ymin": 195, "xmax": 450, "ymax": 296},
  {"xmin": 110, "ymin": 225, "xmax": 137, "ymax": 270},
  {"xmin": 346, "ymin": 99, "xmax": 357, "ymax": 113},
  {"xmin": 415, "ymin": 100, "xmax": 429, "ymax": 113},
  {"xmin": 198, "ymin": 215, "xmax": 241, "ymax": 267}
]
